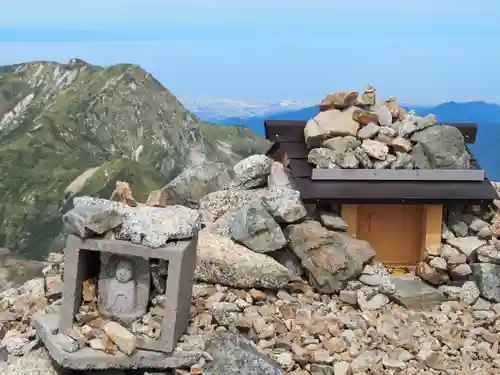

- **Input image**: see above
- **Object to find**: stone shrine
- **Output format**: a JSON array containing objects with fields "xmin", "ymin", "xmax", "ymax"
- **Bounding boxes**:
[{"xmin": 34, "ymin": 232, "xmax": 200, "ymax": 370}]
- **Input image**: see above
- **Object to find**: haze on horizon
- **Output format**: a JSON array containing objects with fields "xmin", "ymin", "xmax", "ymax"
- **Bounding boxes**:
[{"xmin": 1, "ymin": 0, "xmax": 499, "ymax": 105}]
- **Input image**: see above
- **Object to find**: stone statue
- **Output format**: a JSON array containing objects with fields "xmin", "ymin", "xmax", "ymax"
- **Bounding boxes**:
[{"xmin": 98, "ymin": 253, "xmax": 150, "ymax": 326}]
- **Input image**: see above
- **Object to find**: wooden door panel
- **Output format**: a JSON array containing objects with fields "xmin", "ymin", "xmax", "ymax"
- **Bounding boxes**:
[{"xmin": 357, "ymin": 204, "xmax": 423, "ymax": 266}]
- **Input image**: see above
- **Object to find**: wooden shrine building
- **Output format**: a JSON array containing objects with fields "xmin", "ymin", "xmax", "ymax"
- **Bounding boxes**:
[{"xmin": 264, "ymin": 120, "xmax": 499, "ymax": 268}]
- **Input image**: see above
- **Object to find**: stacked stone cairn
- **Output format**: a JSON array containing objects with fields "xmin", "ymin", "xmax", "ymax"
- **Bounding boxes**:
[
  {"xmin": 3, "ymin": 105, "xmax": 500, "ymax": 373},
  {"xmin": 306, "ymin": 86, "xmax": 470, "ymax": 170}
]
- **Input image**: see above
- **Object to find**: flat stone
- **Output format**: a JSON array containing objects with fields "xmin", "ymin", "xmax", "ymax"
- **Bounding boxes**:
[
  {"xmin": 386, "ymin": 275, "xmax": 445, "ymax": 310},
  {"xmin": 447, "ymin": 236, "xmax": 486, "ymax": 259},
  {"xmin": 357, "ymin": 123, "xmax": 380, "ymax": 140},
  {"xmin": 319, "ymin": 212, "xmax": 348, "ymax": 231},
  {"xmin": 202, "ymin": 332, "xmax": 286, "ymax": 375},
  {"xmin": 33, "ymin": 313, "xmax": 202, "ymax": 370}
]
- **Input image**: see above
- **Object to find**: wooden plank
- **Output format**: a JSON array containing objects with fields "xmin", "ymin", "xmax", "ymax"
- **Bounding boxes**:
[
  {"xmin": 280, "ymin": 142, "xmax": 309, "ymax": 159},
  {"xmin": 311, "ymin": 168, "xmax": 485, "ymax": 181},
  {"xmin": 264, "ymin": 120, "xmax": 478, "ymax": 144},
  {"xmin": 292, "ymin": 177, "xmax": 499, "ymax": 202},
  {"xmin": 356, "ymin": 204, "xmax": 424, "ymax": 267},
  {"xmin": 289, "ymin": 159, "xmax": 313, "ymax": 178},
  {"xmin": 341, "ymin": 205, "xmax": 358, "ymax": 237},
  {"xmin": 264, "ymin": 120, "xmax": 305, "ymax": 142},
  {"xmin": 422, "ymin": 204, "xmax": 443, "ymax": 256}
]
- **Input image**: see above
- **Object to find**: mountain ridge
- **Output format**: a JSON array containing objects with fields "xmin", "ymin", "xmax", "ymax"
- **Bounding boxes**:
[{"xmin": 0, "ymin": 59, "xmax": 270, "ymax": 259}]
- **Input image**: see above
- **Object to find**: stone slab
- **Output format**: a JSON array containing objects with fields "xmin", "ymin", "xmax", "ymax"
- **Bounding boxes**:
[
  {"xmin": 388, "ymin": 274, "xmax": 445, "ymax": 310},
  {"xmin": 33, "ymin": 312, "xmax": 202, "ymax": 371},
  {"xmin": 312, "ymin": 168, "xmax": 485, "ymax": 181}
]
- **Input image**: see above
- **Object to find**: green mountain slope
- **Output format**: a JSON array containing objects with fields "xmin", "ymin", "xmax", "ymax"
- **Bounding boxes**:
[{"xmin": 0, "ymin": 59, "xmax": 270, "ymax": 259}]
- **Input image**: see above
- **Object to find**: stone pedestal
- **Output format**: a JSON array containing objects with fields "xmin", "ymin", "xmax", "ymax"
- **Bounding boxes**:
[
  {"xmin": 59, "ymin": 234, "xmax": 198, "ymax": 353},
  {"xmin": 33, "ymin": 313, "xmax": 202, "ymax": 371}
]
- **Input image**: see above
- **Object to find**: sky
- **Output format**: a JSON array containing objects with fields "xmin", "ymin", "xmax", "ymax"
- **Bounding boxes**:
[{"xmin": 1, "ymin": 0, "xmax": 500, "ymax": 104}]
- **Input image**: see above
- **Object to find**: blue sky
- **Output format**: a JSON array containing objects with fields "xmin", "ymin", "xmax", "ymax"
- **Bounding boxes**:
[{"xmin": 1, "ymin": 0, "xmax": 499, "ymax": 104}]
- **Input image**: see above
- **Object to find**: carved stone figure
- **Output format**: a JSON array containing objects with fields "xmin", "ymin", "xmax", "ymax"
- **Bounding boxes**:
[{"xmin": 98, "ymin": 253, "xmax": 150, "ymax": 326}]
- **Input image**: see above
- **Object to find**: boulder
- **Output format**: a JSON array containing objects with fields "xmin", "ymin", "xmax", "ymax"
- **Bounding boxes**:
[
  {"xmin": 411, "ymin": 125, "xmax": 470, "ymax": 169},
  {"xmin": 268, "ymin": 248, "xmax": 304, "ymax": 277},
  {"xmin": 320, "ymin": 91, "xmax": 358, "ymax": 110},
  {"xmin": 308, "ymin": 148, "xmax": 358, "ymax": 169},
  {"xmin": 203, "ymin": 332, "xmax": 286, "ymax": 375},
  {"xmin": 385, "ymin": 97, "xmax": 400, "ymax": 117},
  {"xmin": 370, "ymin": 104, "xmax": 393, "ymax": 126},
  {"xmin": 385, "ymin": 274, "xmax": 445, "ymax": 310},
  {"xmin": 361, "ymin": 139, "xmax": 389, "ymax": 160},
  {"xmin": 62, "ymin": 206, "xmax": 124, "ymax": 238},
  {"xmin": 145, "ymin": 189, "xmax": 167, "ymax": 207},
  {"xmin": 195, "ymin": 231, "xmax": 294, "ymax": 289},
  {"xmin": 352, "ymin": 109, "xmax": 379, "ymax": 126},
  {"xmin": 229, "ymin": 202, "xmax": 286, "ymax": 253},
  {"xmin": 322, "ymin": 136, "xmax": 360, "ymax": 153},
  {"xmin": 304, "ymin": 110, "xmax": 360, "ymax": 148},
  {"xmin": 163, "ymin": 162, "xmax": 231, "ymax": 208},
  {"xmin": 319, "ymin": 212, "xmax": 348, "ymax": 231},
  {"xmin": 357, "ymin": 123, "xmax": 380, "ymax": 139},
  {"xmin": 446, "ymin": 237, "xmax": 486, "ymax": 261},
  {"xmin": 307, "ymin": 148, "xmax": 339, "ymax": 169},
  {"xmin": 203, "ymin": 189, "xmax": 269, "ymax": 236},
  {"xmin": 263, "ymin": 187, "xmax": 307, "ymax": 224},
  {"xmin": 117, "ymin": 205, "xmax": 200, "ymax": 247},
  {"xmin": 471, "ymin": 263, "xmax": 500, "ymax": 302},
  {"xmin": 284, "ymin": 221, "xmax": 375, "ymax": 293},
  {"xmin": 267, "ymin": 162, "xmax": 292, "ymax": 189},
  {"xmin": 356, "ymin": 86, "xmax": 376, "ymax": 107},
  {"xmin": 229, "ymin": 154, "xmax": 273, "ymax": 190}
]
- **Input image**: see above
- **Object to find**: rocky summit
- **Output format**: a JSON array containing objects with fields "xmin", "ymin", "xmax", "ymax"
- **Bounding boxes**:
[
  {"xmin": 2, "ymin": 79, "xmax": 500, "ymax": 375},
  {"xmin": 307, "ymin": 87, "xmax": 470, "ymax": 170},
  {"xmin": 2, "ymin": 144, "xmax": 500, "ymax": 374},
  {"xmin": 0, "ymin": 59, "xmax": 270, "ymax": 259}
]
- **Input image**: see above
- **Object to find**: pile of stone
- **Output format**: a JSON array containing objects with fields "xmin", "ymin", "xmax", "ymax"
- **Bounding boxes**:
[
  {"xmin": 44, "ymin": 155, "xmax": 388, "ymax": 361},
  {"xmin": 3, "ymin": 153, "xmax": 500, "ymax": 373},
  {"xmin": 417, "ymin": 193, "xmax": 500, "ymax": 304},
  {"xmin": 62, "ymin": 181, "xmax": 200, "ymax": 249},
  {"xmin": 305, "ymin": 86, "xmax": 470, "ymax": 170}
]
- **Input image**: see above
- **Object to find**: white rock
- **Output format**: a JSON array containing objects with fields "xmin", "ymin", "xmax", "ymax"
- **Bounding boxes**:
[
  {"xmin": 460, "ymin": 281, "xmax": 480, "ymax": 306},
  {"xmin": 103, "ymin": 321, "xmax": 137, "ymax": 356},
  {"xmin": 52, "ymin": 334, "xmax": 78, "ymax": 353},
  {"xmin": 429, "ymin": 257, "xmax": 447, "ymax": 271},
  {"xmin": 334, "ymin": 361, "xmax": 352, "ymax": 375},
  {"xmin": 361, "ymin": 139, "xmax": 389, "ymax": 160}
]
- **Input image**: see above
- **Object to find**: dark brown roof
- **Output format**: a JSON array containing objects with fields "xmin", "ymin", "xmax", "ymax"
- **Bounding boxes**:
[{"xmin": 264, "ymin": 120, "xmax": 498, "ymax": 204}]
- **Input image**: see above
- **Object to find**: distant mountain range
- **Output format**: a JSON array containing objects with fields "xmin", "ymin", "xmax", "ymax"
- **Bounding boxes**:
[
  {"xmin": 181, "ymin": 97, "xmax": 313, "ymax": 120},
  {"xmin": 207, "ymin": 101, "xmax": 500, "ymax": 181}
]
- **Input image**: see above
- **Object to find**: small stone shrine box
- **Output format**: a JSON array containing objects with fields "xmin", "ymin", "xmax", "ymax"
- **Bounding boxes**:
[
  {"xmin": 59, "ymin": 234, "xmax": 198, "ymax": 353},
  {"xmin": 265, "ymin": 120, "xmax": 499, "ymax": 268}
]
